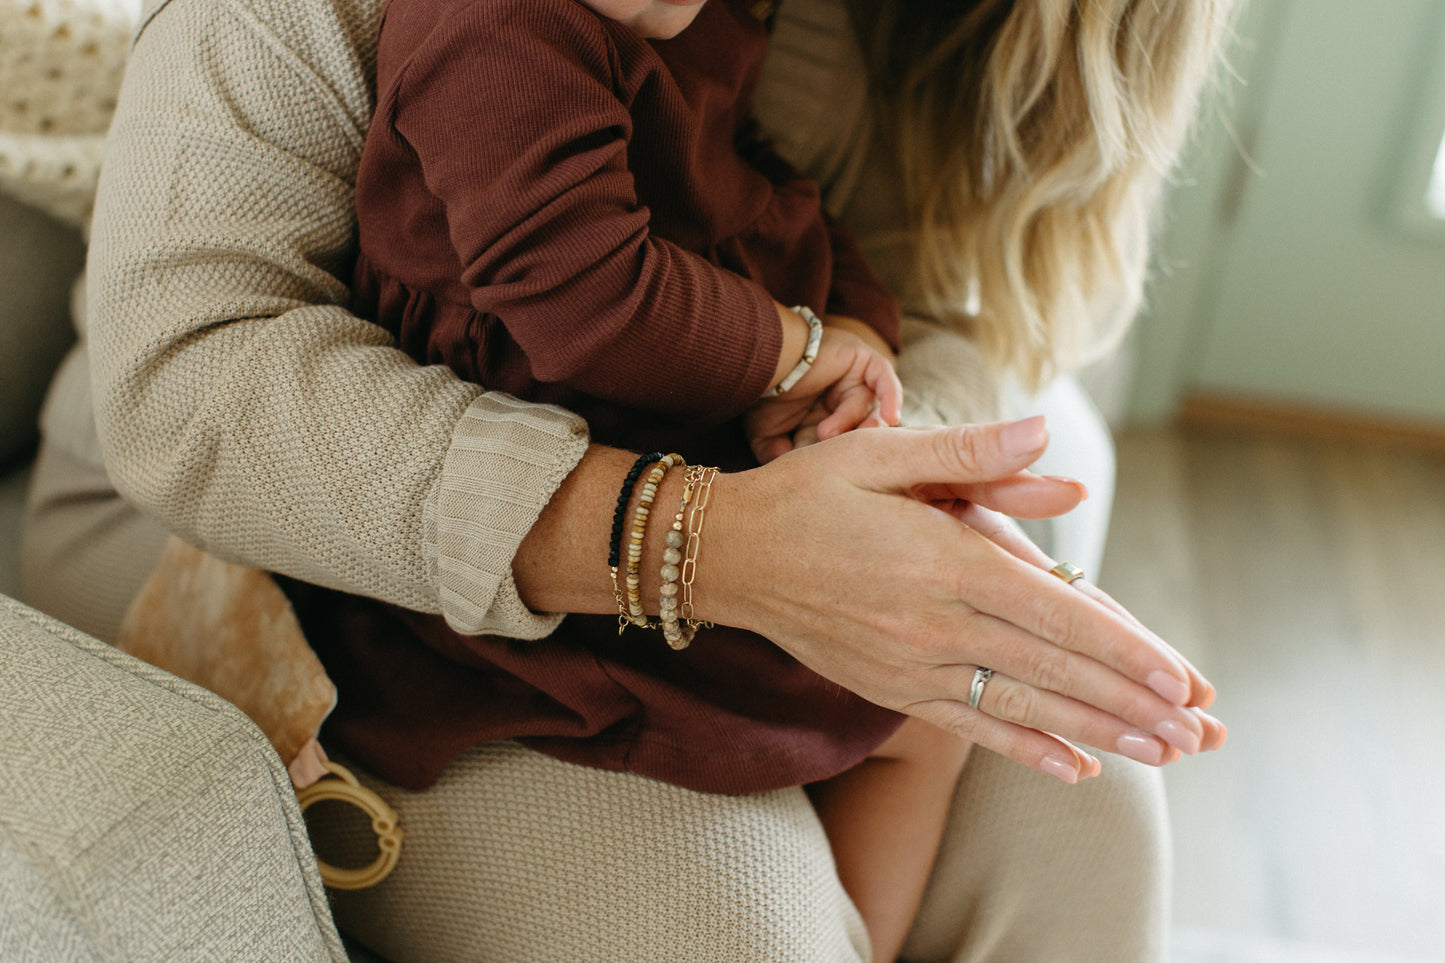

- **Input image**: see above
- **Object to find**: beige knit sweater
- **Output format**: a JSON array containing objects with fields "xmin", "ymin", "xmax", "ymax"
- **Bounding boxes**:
[{"xmin": 87, "ymin": 0, "xmax": 1000, "ymax": 639}]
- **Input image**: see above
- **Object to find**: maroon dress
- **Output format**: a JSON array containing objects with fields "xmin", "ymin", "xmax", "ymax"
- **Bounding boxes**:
[{"xmin": 286, "ymin": 0, "xmax": 904, "ymax": 794}]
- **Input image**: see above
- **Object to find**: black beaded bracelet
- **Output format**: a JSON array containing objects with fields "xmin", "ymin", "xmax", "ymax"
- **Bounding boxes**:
[{"xmin": 609, "ymin": 452, "xmax": 664, "ymax": 568}]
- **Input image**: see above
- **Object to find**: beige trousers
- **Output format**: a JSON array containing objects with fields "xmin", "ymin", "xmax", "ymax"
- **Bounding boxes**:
[{"xmin": 316, "ymin": 740, "xmax": 1169, "ymax": 963}]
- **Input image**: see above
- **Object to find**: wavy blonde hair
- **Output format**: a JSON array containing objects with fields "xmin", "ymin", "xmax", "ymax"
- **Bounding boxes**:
[{"xmin": 851, "ymin": 0, "xmax": 1237, "ymax": 389}]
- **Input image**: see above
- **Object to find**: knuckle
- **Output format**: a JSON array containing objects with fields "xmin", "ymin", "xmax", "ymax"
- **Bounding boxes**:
[
  {"xmin": 991, "ymin": 681, "xmax": 1036, "ymax": 724},
  {"xmin": 911, "ymin": 702, "xmax": 978, "ymax": 741},
  {"xmin": 946, "ymin": 711, "xmax": 983, "ymax": 742},
  {"xmin": 1038, "ymin": 598, "xmax": 1078, "ymax": 647},
  {"xmin": 934, "ymin": 426, "xmax": 985, "ymax": 476},
  {"xmin": 1025, "ymin": 647, "xmax": 1071, "ymax": 694}
]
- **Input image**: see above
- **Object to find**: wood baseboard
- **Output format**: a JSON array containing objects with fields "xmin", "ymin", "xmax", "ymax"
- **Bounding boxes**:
[{"xmin": 1177, "ymin": 393, "xmax": 1445, "ymax": 454}]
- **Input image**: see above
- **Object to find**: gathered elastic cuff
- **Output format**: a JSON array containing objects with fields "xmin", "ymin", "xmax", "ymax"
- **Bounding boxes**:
[{"xmin": 424, "ymin": 392, "xmax": 590, "ymax": 638}]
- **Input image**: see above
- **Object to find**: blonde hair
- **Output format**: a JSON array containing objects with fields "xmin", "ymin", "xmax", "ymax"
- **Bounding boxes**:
[{"xmin": 852, "ymin": 0, "xmax": 1237, "ymax": 389}]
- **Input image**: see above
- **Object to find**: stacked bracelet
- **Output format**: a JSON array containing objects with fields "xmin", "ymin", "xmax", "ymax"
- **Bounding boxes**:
[
  {"xmin": 610, "ymin": 452, "xmax": 664, "ymax": 632},
  {"xmin": 762, "ymin": 305, "xmax": 824, "ymax": 397},
  {"xmin": 680, "ymin": 465, "xmax": 716, "ymax": 630},
  {"xmin": 658, "ymin": 466, "xmax": 703, "ymax": 650},
  {"xmin": 623, "ymin": 453, "xmax": 684, "ymax": 630}
]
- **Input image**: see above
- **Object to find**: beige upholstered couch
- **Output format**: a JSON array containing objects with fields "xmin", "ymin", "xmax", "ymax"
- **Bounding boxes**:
[
  {"xmin": 0, "ymin": 4, "xmax": 362, "ymax": 957},
  {"xmin": 0, "ymin": 199, "xmax": 378, "ymax": 958}
]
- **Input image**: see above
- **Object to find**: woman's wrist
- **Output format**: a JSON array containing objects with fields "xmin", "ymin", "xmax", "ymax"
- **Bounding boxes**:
[
  {"xmin": 512, "ymin": 445, "xmax": 696, "ymax": 621},
  {"xmin": 677, "ymin": 464, "xmax": 780, "ymax": 636}
]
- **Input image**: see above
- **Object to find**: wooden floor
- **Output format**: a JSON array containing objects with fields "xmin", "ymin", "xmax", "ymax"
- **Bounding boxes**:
[{"xmin": 1101, "ymin": 427, "xmax": 1445, "ymax": 962}]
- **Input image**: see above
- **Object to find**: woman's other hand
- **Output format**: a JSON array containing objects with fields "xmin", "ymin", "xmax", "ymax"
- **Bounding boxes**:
[{"xmin": 701, "ymin": 417, "xmax": 1224, "ymax": 783}]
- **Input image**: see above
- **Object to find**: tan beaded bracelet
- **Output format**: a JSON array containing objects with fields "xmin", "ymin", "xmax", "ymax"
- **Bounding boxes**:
[
  {"xmin": 656, "ymin": 465, "xmax": 718, "ymax": 649},
  {"xmin": 619, "ymin": 453, "xmax": 684, "ymax": 631}
]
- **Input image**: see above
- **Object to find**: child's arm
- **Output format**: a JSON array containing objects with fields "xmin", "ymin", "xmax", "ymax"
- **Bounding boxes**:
[
  {"xmin": 741, "ymin": 139, "xmax": 902, "ymax": 354},
  {"xmin": 744, "ymin": 323, "xmax": 903, "ymax": 464},
  {"xmin": 384, "ymin": 4, "xmax": 793, "ymax": 422}
]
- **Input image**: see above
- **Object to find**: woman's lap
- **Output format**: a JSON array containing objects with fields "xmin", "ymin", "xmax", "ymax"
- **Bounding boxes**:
[
  {"xmin": 315, "ymin": 740, "xmax": 871, "ymax": 963},
  {"xmin": 22, "ymin": 351, "xmax": 1161, "ymax": 960},
  {"xmin": 316, "ymin": 741, "xmax": 1167, "ymax": 963}
]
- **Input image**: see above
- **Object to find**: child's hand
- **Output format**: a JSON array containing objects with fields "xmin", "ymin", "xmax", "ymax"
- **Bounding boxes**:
[{"xmin": 745, "ymin": 326, "xmax": 903, "ymax": 464}]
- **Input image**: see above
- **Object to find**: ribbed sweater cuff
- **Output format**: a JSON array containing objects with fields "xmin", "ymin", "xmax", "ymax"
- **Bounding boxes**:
[{"xmin": 425, "ymin": 392, "xmax": 590, "ymax": 638}]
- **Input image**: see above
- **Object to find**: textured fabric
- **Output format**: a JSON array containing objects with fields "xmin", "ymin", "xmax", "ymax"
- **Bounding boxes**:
[
  {"xmin": 314, "ymin": 0, "xmax": 901, "ymax": 796},
  {"xmin": 907, "ymin": 746, "xmax": 1170, "ymax": 963},
  {"xmin": 315, "ymin": 741, "xmax": 872, "ymax": 963},
  {"xmin": 87, "ymin": 0, "xmax": 589, "ymax": 640},
  {"xmin": 357, "ymin": 0, "xmax": 895, "ymax": 420},
  {"xmin": 0, "ymin": 594, "xmax": 347, "ymax": 962},
  {"xmin": 0, "ymin": 0, "xmax": 134, "ymax": 229},
  {"xmin": 310, "ymin": 740, "xmax": 1168, "ymax": 963},
  {"xmin": 45, "ymin": 0, "xmax": 1039, "ymax": 642}
]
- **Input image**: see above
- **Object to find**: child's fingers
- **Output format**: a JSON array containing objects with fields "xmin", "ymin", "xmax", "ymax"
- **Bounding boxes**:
[
  {"xmin": 815, "ymin": 386, "xmax": 877, "ymax": 440},
  {"xmin": 864, "ymin": 355, "xmax": 904, "ymax": 425},
  {"xmin": 749, "ymin": 431, "xmax": 794, "ymax": 465},
  {"xmin": 855, "ymin": 412, "xmax": 892, "ymax": 430}
]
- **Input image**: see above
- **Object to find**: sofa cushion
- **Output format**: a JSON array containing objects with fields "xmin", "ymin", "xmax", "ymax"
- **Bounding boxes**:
[{"xmin": 0, "ymin": 594, "xmax": 347, "ymax": 962}]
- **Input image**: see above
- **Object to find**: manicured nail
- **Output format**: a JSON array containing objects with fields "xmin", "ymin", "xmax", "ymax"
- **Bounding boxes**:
[
  {"xmin": 1195, "ymin": 711, "xmax": 1228, "ymax": 750},
  {"xmin": 1000, "ymin": 415, "xmax": 1047, "ymax": 457},
  {"xmin": 1044, "ymin": 475, "xmax": 1089, "ymax": 497},
  {"xmin": 1155, "ymin": 720, "xmax": 1201, "ymax": 755},
  {"xmin": 1040, "ymin": 754, "xmax": 1080, "ymax": 784},
  {"xmin": 1116, "ymin": 731, "xmax": 1166, "ymax": 765},
  {"xmin": 1147, "ymin": 670, "xmax": 1190, "ymax": 706}
]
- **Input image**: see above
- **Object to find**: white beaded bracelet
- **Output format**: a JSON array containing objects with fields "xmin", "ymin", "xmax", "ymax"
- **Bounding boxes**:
[{"xmin": 763, "ymin": 305, "xmax": 824, "ymax": 397}]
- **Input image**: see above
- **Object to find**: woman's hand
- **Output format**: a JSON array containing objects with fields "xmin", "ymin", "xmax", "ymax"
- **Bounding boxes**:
[{"xmin": 700, "ymin": 417, "xmax": 1224, "ymax": 782}]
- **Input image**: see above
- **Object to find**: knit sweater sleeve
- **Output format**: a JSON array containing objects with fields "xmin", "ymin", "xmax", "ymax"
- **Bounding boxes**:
[
  {"xmin": 382, "ymin": 2, "xmax": 781, "ymax": 419},
  {"xmin": 87, "ymin": 0, "xmax": 587, "ymax": 638}
]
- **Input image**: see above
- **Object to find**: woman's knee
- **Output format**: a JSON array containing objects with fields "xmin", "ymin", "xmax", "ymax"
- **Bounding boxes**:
[{"xmin": 905, "ymin": 749, "xmax": 1169, "ymax": 963}]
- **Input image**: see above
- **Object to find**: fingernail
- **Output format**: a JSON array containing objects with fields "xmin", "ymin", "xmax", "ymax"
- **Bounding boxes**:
[
  {"xmin": 1040, "ymin": 754, "xmax": 1080, "ymax": 784},
  {"xmin": 1043, "ymin": 475, "xmax": 1089, "ymax": 497},
  {"xmin": 1147, "ymin": 670, "xmax": 1190, "ymax": 706},
  {"xmin": 1195, "ymin": 711, "xmax": 1228, "ymax": 750},
  {"xmin": 1116, "ymin": 731, "xmax": 1166, "ymax": 765},
  {"xmin": 1155, "ymin": 720, "xmax": 1202, "ymax": 755},
  {"xmin": 1000, "ymin": 415, "xmax": 1047, "ymax": 457}
]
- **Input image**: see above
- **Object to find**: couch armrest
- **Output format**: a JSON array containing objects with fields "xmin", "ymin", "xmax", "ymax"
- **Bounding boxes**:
[{"xmin": 0, "ymin": 594, "xmax": 347, "ymax": 962}]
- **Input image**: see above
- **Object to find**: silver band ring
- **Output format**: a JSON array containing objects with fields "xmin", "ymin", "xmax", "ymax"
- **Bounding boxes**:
[
  {"xmin": 1050, "ymin": 561, "xmax": 1085, "ymax": 584},
  {"xmin": 968, "ymin": 667, "xmax": 993, "ymax": 709}
]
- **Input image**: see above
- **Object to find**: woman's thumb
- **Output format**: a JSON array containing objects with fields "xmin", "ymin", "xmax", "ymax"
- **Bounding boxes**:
[{"xmin": 851, "ymin": 416, "xmax": 1049, "ymax": 489}]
